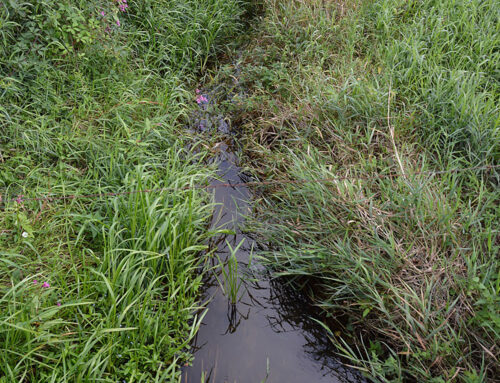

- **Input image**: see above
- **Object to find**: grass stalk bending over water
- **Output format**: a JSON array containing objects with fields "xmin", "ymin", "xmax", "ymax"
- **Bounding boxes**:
[
  {"xmin": 0, "ymin": 0, "xmax": 250, "ymax": 381},
  {"xmin": 220, "ymin": 0, "xmax": 499, "ymax": 381}
]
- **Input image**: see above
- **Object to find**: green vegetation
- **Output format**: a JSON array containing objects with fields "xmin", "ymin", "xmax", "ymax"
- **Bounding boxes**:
[
  {"xmin": 0, "ymin": 0, "xmax": 248, "ymax": 381},
  {"xmin": 214, "ymin": 239, "xmax": 246, "ymax": 304},
  {"xmin": 223, "ymin": 0, "xmax": 498, "ymax": 381},
  {"xmin": 2, "ymin": 0, "xmax": 498, "ymax": 381}
]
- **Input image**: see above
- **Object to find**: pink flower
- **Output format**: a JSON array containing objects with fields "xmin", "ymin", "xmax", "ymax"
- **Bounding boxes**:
[
  {"xmin": 42, "ymin": 282, "xmax": 50, "ymax": 288},
  {"xmin": 196, "ymin": 94, "xmax": 208, "ymax": 105},
  {"xmin": 33, "ymin": 280, "xmax": 38, "ymax": 285},
  {"xmin": 100, "ymin": 11, "xmax": 105, "ymax": 16},
  {"xmin": 118, "ymin": 0, "xmax": 128, "ymax": 12},
  {"xmin": 15, "ymin": 194, "xmax": 24, "ymax": 204},
  {"xmin": 56, "ymin": 301, "xmax": 62, "ymax": 307},
  {"xmin": 196, "ymin": 89, "xmax": 201, "ymax": 94},
  {"xmin": 116, "ymin": 19, "xmax": 121, "ymax": 26}
]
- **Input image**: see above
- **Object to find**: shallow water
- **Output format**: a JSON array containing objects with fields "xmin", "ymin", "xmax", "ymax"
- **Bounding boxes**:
[{"xmin": 181, "ymin": 133, "xmax": 365, "ymax": 382}]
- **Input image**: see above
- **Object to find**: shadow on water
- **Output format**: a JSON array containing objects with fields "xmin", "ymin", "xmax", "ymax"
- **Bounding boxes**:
[{"xmin": 181, "ymin": 87, "xmax": 366, "ymax": 383}]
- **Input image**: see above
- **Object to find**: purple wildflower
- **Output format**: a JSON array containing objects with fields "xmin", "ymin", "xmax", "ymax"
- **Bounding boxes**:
[
  {"xmin": 101, "ymin": 11, "xmax": 105, "ymax": 16},
  {"xmin": 33, "ymin": 280, "xmax": 38, "ymax": 285},
  {"xmin": 118, "ymin": 0, "xmax": 128, "ymax": 12},
  {"xmin": 56, "ymin": 301, "xmax": 62, "ymax": 307},
  {"xmin": 15, "ymin": 194, "xmax": 24, "ymax": 204},
  {"xmin": 42, "ymin": 282, "xmax": 50, "ymax": 288},
  {"xmin": 116, "ymin": 19, "xmax": 121, "ymax": 27}
]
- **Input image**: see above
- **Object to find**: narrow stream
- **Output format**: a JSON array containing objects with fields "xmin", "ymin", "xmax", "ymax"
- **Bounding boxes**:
[{"xmin": 181, "ymin": 88, "xmax": 365, "ymax": 383}]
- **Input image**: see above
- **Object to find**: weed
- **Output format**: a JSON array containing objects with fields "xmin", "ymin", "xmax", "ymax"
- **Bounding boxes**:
[{"xmin": 214, "ymin": 239, "xmax": 246, "ymax": 305}]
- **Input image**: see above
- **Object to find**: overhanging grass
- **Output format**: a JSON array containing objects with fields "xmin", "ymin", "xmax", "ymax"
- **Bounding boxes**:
[
  {"xmin": 226, "ymin": 0, "xmax": 499, "ymax": 381},
  {"xmin": 0, "ymin": 159, "xmax": 215, "ymax": 381}
]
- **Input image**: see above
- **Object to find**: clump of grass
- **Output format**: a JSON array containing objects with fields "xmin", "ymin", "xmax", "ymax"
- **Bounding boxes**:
[
  {"xmin": 227, "ymin": 0, "xmax": 499, "ymax": 381},
  {"xmin": 0, "ymin": 0, "xmax": 248, "ymax": 381},
  {"xmin": 214, "ymin": 239, "xmax": 246, "ymax": 304},
  {"xmin": 1, "ymin": 159, "xmax": 216, "ymax": 381}
]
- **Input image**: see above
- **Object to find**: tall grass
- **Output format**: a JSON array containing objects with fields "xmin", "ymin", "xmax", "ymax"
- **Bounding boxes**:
[
  {"xmin": 227, "ymin": 0, "xmax": 499, "ymax": 381},
  {"xmin": 1, "ymin": 162, "xmax": 214, "ymax": 381},
  {"xmin": 0, "ymin": 0, "xmax": 247, "ymax": 380}
]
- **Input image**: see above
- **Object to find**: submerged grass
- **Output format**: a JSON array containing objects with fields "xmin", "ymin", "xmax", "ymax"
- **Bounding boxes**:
[
  {"xmin": 0, "ymin": 0, "xmax": 249, "ymax": 381},
  {"xmin": 220, "ymin": 0, "xmax": 499, "ymax": 381}
]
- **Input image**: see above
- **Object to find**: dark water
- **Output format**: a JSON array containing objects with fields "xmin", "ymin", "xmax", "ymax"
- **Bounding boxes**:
[{"xmin": 182, "ymin": 118, "xmax": 365, "ymax": 382}]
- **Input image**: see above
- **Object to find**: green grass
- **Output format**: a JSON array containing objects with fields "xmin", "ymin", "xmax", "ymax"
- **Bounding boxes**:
[
  {"xmin": 218, "ymin": 0, "xmax": 499, "ymax": 381},
  {"xmin": 1, "ymin": 0, "xmax": 498, "ymax": 381},
  {"xmin": 214, "ymin": 239, "xmax": 246, "ymax": 305},
  {"xmin": 0, "ymin": 0, "xmax": 249, "ymax": 381}
]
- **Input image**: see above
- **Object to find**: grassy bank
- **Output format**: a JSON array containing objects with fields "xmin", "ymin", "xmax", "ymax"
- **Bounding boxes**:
[
  {"xmin": 0, "ymin": 0, "xmax": 248, "ymax": 381},
  {"xmin": 225, "ymin": 0, "xmax": 499, "ymax": 381}
]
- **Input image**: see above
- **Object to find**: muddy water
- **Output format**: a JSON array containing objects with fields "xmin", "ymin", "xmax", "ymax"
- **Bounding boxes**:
[{"xmin": 181, "ymin": 110, "xmax": 365, "ymax": 382}]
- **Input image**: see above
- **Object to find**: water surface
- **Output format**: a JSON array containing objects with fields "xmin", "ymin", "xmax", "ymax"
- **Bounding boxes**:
[{"xmin": 182, "ymin": 135, "xmax": 364, "ymax": 383}]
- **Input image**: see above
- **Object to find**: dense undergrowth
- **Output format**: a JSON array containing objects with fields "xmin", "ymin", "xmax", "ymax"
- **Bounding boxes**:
[
  {"xmin": 0, "ymin": 0, "xmax": 249, "ymax": 381},
  {"xmin": 221, "ymin": 0, "xmax": 499, "ymax": 381}
]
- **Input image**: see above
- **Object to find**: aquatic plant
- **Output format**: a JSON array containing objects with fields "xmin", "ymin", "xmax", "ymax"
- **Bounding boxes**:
[{"xmin": 214, "ymin": 239, "xmax": 246, "ymax": 305}]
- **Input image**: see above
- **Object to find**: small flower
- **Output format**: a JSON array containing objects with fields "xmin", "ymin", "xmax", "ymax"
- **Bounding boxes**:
[
  {"xmin": 42, "ymin": 282, "xmax": 50, "ymax": 288},
  {"xmin": 22, "ymin": 231, "xmax": 28, "ymax": 238},
  {"xmin": 33, "ymin": 280, "xmax": 38, "ymax": 285},
  {"xmin": 196, "ymin": 89, "xmax": 201, "ymax": 94},
  {"xmin": 56, "ymin": 301, "xmax": 62, "ymax": 306},
  {"xmin": 116, "ymin": 19, "xmax": 121, "ymax": 26},
  {"xmin": 100, "ymin": 11, "xmax": 105, "ymax": 16},
  {"xmin": 15, "ymin": 194, "xmax": 24, "ymax": 204},
  {"xmin": 196, "ymin": 94, "xmax": 208, "ymax": 105}
]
